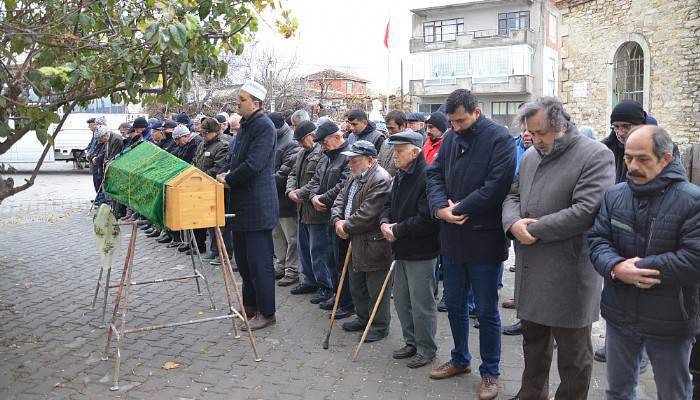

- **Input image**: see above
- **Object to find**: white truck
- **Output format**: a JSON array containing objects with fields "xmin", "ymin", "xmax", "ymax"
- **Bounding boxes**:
[{"xmin": 0, "ymin": 97, "xmax": 146, "ymax": 167}]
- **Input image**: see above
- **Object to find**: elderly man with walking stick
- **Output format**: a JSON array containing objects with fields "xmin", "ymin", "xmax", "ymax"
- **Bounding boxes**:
[{"xmin": 330, "ymin": 140, "xmax": 393, "ymax": 343}]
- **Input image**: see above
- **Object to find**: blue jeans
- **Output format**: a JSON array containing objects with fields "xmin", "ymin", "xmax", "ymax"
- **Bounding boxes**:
[
  {"xmin": 443, "ymin": 257, "xmax": 501, "ymax": 378},
  {"xmin": 606, "ymin": 322, "xmax": 693, "ymax": 400},
  {"xmin": 297, "ymin": 223, "xmax": 334, "ymax": 291},
  {"xmin": 465, "ymin": 263, "xmax": 502, "ymax": 314}
]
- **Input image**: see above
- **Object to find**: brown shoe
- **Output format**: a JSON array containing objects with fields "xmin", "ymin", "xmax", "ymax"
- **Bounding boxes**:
[
  {"xmin": 429, "ymin": 361, "xmax": 470, "ymax": 379},
  {"xmin": 479, "ymin": 377, "xmax": 499, "ymax": 400},
  {"xmin": 502, "ymin": 298, "xmax": 516, "ymax": 309},
  {"xmin": 277, "ymin": 275, "xmax": 298, "ymax": 287},
  {"xmin": 241, "ymin": 313, "xmax": 276, "ymax": 331}
]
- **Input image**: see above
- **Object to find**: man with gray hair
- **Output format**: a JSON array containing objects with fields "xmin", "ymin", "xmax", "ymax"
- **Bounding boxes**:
[
  {"xmin": 290, "ymin": 109, "xmax": 310, "ymax": 131},
  {"xmin": 588, "ymin": 125, "xmax": 700, "ymax": 399},
  {"xmin": 502, "ymin": 97, "xmax": 615, "ymax": 399}
]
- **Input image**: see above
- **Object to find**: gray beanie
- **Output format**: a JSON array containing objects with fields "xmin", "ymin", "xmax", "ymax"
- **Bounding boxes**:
[{"xmin": 172, "ymin": 125, "xmax": 191, "ymax": 139}]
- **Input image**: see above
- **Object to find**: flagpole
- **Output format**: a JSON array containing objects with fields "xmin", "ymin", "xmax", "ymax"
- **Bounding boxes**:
[
  {"xmin": 386, "ymin": 47, "xmax": 390, "ymax": 113},
  {"xmin": 385, "ymin": 18, "xmax": 390, "ymax": 114}
]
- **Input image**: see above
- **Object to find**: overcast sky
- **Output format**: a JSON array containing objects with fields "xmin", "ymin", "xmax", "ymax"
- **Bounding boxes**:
[{"xmin": 254, "ymin": 0, "xmax": 462, "ymax": 95}]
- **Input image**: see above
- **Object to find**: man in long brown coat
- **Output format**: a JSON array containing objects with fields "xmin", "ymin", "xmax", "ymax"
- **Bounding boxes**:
[
  {"xmin": 331, "ymin": 140, "xmax": 393, "ymax": 342},
  {"xmin": 502, "ymin": 97, "xmax": 615, "ymax": 399}
]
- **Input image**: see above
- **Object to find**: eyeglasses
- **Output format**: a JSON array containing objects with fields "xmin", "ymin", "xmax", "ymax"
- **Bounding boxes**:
[{"xmin": 611, "ymin": 123, "xmax": 634, "ymax": 132}]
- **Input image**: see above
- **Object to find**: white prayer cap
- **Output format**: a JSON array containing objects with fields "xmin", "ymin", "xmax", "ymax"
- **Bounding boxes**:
[{"xmin": 239, "ymin": 80, "xmax": 267, "ymax": 101}]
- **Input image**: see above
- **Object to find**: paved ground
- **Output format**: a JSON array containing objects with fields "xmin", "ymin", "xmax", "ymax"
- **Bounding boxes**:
[{"xmin": 0, "ymin": 168, "xmax": 658, "ymax": 399}]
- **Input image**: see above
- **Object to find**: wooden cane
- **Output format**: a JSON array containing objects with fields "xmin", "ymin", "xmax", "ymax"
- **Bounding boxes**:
[
  {"xmin": 352, "ymin": 261, "xmax": 395, "ymax": 361},
  {"xmin": 322, "ymin": 243, "xmax": 352, "ymax": 350}
]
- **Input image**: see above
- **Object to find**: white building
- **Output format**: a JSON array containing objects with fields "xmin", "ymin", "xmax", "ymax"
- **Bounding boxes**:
[{"xmin": 408, "ymin": 0, "xmax": 560, "ymax": 129}]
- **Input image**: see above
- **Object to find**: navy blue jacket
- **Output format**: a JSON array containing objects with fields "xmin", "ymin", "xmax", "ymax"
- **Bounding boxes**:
[
  {"xmin": 588, "ymin": 158, "xmax": 700, "ymax": 339},
  {"xmin": 426, "ymin": 115, "xmax": 515, "ymax": 264},
  {"xmin": 225, "ymin": 109, "xmax": 279, "ymax": 231}
]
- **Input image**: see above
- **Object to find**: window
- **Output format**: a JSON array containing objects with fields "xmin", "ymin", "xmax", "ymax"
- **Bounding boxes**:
[
  {"xmin": 74, "ymin": 97, "xmax": 126, "ymax": 114},
  {"xmin": 612, "ymin": 42, "xmax": 644, "ymax": 106},
  {"xmin": 424, "ymin": 18, "xmax": 464, "ymax": 43},
  {"xmin": 346, "ymin": 81, "xmax": 353, "ymax": 93},
  {"xmin": 498, "ymin": 11, "xmax": 530, "ymax": 36},
  {"xmin": 491, "ymin": 101, "xmax": 521, "ymax": 128},
  {"xmin": 418, "ymin": 103, "xmax": 442, "ymax": 113},
  {"xmin": 472, "ymin": 48, "xmax": 510, "ymax": 83}
]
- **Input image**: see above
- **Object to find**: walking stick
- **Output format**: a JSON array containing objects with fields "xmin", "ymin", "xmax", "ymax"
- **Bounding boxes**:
[
  {"xmin": 352, "ymin": 261, "xmax": 395, "ymax": 361},
  {"xmin": 322, "ymin": 243, "xmax": 352, "ymax": 350}
]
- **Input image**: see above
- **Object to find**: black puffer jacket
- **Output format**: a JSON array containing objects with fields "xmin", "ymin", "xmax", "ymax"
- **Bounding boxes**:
[{"xmin": 588, "ymin": 157, "xmax": 700, "ymax": 339}]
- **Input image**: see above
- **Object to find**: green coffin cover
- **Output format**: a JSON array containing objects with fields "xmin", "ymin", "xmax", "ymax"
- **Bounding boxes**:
[{"xmin": 104, "ymin": 142, "xmax": 191, "ymax": 227}]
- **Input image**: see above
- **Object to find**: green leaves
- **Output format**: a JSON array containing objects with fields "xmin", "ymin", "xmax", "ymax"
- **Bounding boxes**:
[
  {"xmin": 4, "ymin": 0, "xmax": 16, "ymax": 13},
  {"xmin": 0, "ymin": 0, "xmax": 298, "ymax": 159},
  {"xmin": 198, "ymin": 0, "xmax": 212, "ymax": 19}
]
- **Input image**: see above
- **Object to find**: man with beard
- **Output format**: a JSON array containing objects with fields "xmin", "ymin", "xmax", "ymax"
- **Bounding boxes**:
[
  {"xmin": 426, "ymin": 89, "xmax": 515, "ymax": 400},
  {"xmin": 423, "ymin": 112, "xmax": 448, "ymax": 165},
  {"xmin": 331, "ymin": 140, "xmax": 393, "ymax": 342}
]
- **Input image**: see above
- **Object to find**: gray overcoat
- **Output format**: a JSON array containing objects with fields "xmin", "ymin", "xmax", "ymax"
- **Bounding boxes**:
[{"xmin": 502, "ymin": 128, "xmax": 615, "ymax": 328}]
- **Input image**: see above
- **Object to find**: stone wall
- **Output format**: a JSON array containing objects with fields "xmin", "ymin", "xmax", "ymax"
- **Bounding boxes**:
[{"xmin": 557, "ymin": 0, "xmax": 700, "ymax": 147}]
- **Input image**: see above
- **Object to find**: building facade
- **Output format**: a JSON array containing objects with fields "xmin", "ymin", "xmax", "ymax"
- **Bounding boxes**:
[
  {"xmin": 408, "ymin": 0, "xmax": 561, "ymax": 130},
  {"xmin": 556, "ymin": 0, "xmax": 700, "ymax": 145}
]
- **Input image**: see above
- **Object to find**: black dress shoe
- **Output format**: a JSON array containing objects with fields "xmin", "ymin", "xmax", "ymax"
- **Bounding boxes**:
[
  {"xmin": 146, "ymin": 230, "xmax": 161, "ymax": 238},
  {"xmin": 331, "ymin": 307, "xmax": 354, "ymax": 320},
  {"xmin": 392, "ymin": 345, "xmax": 417, "ymax": 359},
  {"xmin": 437, "ymin": 297, "xmax": 447, "ymax": 312},
  {"xmin": 319, "ymin": 296, "xmax": 335, "ymax": 310},
  {"xmin": 290, "ymin": 283, "xmax": 317, "ymax": 295},
  {"xmin": 502, "ymin": 320, "xmax": 523, "ymax": 336},
  {"xmin": 144, "ymin": 227, "xmax": 155, "ymax": 235},
  {"xmin": 310, "ymin": 289, "xmax": 332, "ymax": 304},
  {"xmin": 361, "ymin": 331, "xmax": 387, "ymax": 343},
  {"xmin": 594, "ymin": 346, "xmax": 606, "ymax": 362},
  {"xmin": 158, "ymin": 235, "xmax": 173, "ymax": 244},
  {"xmin": 178, "ymin": 244, "xmax": 190, "ymax": 252},
  {"xmin": 166, "ymin": 241, "xmax": 181, "ymax": 248},
  {"xmin": 342, "ymin": 319, "xmax": 365, "ymax": 332}
]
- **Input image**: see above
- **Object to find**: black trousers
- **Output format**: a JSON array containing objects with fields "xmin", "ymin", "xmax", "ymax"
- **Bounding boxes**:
[
  {"xmin": 518, "ymin": 320, "xmax": 593, "ymax": 400},
  {"xmin": 231, "ymin": 230, "xmax": 275, "ymax": 317},
  {"xmin": 329, "ymin": 225, "xmax": 353, "ymax": 310},
  {"xmin": 193, "ymin": 228, "xmax": 207, "ymax": 252}
]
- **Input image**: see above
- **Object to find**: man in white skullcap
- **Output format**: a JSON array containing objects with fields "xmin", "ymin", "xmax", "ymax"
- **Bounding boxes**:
[{"xmin": 216, "ymin": 80, "xmax": 279, "ymax": 330}]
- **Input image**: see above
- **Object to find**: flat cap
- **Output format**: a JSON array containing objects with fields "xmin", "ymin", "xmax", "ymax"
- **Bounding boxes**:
[
  {"xmin": 387, "ymin": 130, "xmax": 424, "ymax": 148},
  {"xmin": 341, "ymin": 140, "xmax": 377, "ymax": 158},
  {"xmin": 314, "ymin": 121, "xmax": 340, "ymax": 142}
]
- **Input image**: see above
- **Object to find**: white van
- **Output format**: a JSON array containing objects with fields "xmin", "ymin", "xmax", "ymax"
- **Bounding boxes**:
[{"xmin": 0, "ymin": 98, "xmax": 145, "ymax": 166}]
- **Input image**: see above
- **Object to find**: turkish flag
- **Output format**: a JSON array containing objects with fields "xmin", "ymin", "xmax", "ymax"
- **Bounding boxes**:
[{"xmin": 384, "ymin": 20, "xmax": 390, "ymax": 48}]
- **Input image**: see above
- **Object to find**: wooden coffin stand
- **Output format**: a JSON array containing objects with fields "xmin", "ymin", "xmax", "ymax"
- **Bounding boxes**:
[{"xmin": 101, "ymin": 166, "xmax": 261, "ymax": 391}]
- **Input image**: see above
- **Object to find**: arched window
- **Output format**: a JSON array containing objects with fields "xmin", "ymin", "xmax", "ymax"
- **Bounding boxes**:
[{"xmin": 612, "ymin": 42, "xmax": 645, "ymax": 105}]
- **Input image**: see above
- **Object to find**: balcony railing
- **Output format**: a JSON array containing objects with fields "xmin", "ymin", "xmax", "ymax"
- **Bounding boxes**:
[{"xmin": 410, "ymin": 28, "xmax": 535, "ymax": 52}]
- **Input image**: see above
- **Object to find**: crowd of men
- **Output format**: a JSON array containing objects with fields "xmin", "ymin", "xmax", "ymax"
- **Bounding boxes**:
[{"xmin": 87, "ymin": 80, "xmax": 700, "ymax": 400}]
